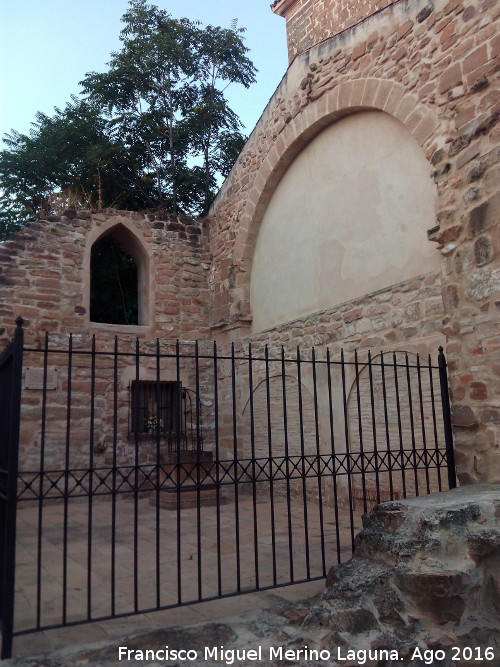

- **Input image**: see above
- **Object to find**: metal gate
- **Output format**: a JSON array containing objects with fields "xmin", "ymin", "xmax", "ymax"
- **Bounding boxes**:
[{"xmin": 0, "ymin": 318, "xmax": 456, "ymax": 659}]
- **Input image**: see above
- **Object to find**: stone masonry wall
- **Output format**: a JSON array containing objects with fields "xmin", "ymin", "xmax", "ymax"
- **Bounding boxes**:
[
  {"xmin": 244, "ymin": 272, "xmax": 444, "ymax": 354},
  {"xmin": 210, "ymin": 0, "xmax": 500, "ymax": 483},
  {"xmin": 272, "ymin": 0, "xmax": 396, "ymax": 62},
  {"xmin": 0, "ymin": 210, "xmax": 212, "ymax": 473},
  {"xmin": 308, "ymin": 484, "xmax": 500, "ymax": 663},
  {"xmin": 235, "ymin": 272, "xmax": 447, "ymax": 506},
  {"xmin": 0, "ymin": 209, "xmax": 211, "ymax": 347}
]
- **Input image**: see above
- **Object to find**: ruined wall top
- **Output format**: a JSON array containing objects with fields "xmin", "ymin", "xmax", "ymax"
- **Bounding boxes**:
[
  {"xmin": 0, "ymin": 209, "xmax": 211, "ymax": 347},
  {"xmin": 272, "ymin": 0, "xmax": 398, "ymax": 61}
]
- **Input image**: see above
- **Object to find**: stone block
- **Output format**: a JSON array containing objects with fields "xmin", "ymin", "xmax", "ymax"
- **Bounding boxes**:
[
  {"xmin": 456, "ymin": 143, "xmax": 480, "ymax": 169},
  {"xmin": 352, "ymin": 41, "xmax": 366, "ymax": 61},
  {"xmin": 393, "ymin": 571, "xmax": 469, "ymax": 624},
  {"xmin": 474, "ymin": 235, "xmax": 495, "ymax": 266},
  {"xmin": 360, "ymin": 78, "xmax": 380, "ymax": 107},
  {"xmin": 394, "ymin": 94, "xmax": 418, "ymax": 123},
  {"xmin": 438, "ymin": 63, "xmax": 463, "ymax": 93},
  {"xmin": 467, "ymin": 192, "xmax": 500, "ymax": 236},
  {"xmin": 337, "ymin": 81, "xmax": 354, "ymax": 110},
  {"xmin": 466, "ymin": 266, "xmax": 500, "ymax": 300},
  {"xmin": 463, "ymin": 45, "xmax": 488, "ymax": 75},
  {"xmin": 470, "ymin": 382, "xmax": 488, "ymax": 400},
  {"xmin": 413, "ymin": 114, "xmax": 439, "ymax": 145},
  {"xmin": 349, "ymin": 78, "xmax": 366, "ymax": 106},
  {"xmin": 451, "ymin": 404, "xmax": 477, "ymax": 427}
]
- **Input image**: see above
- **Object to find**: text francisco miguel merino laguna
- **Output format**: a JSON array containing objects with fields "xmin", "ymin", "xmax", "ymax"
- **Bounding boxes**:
[{"xmin": 118, "ymin": 645, "xmax": 407, "ymax": 664}]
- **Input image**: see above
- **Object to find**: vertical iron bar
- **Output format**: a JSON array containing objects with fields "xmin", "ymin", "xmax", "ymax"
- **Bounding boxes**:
[
  {"xmin": 195, "ymin": 341, "xmax": 202, "ymax": 600},
  {"xmin": 428, "ymin": 354, "xmax": 443, "ymax": 492},
  {"xmin": 438, "ymin": 347, "xmax": 457, "ymax": 489},
  {"xmin": 155, "ymin": 338, "xmax": 161, "ymax": 609},
  {"xmin": 1, "ymin": 317, "xmax": 24, "ymax": 660},
  {"xmin": 405, "ymin": 353, "xmax": 419, "ymax": 497},
  {"xmin": 326, "ymin": 349, "xmax": 341, "ymax": 564},
  {"xmin": 62, "ymin": 333, "xmax": 72, "ymax": 625},
  {"xmin": 111, "ymin": 336, "xmax": 118, "ymax": 616},
  {"xmin": 379, "ymin": 352, "xmax": 394, "ymax": 500},
  {"xmin": 213, "ymin": 342, "xmax": 222, "ymax": 597},
  {"xmin": 231, "ymin": 343, "xmax": 241, "ymax": 593},
  {"xmin": 416, "ymin": 355, "xmax": 431, "ymax": 495},
  {"xmin": 296, "ymin": 347, "xmax": 310, "ymax": 579},
  {"xmin": 133, "ymin": 338, "xmax": 140, "ymax": 612},
  {"xmin": 280, "ymin": 346, "xmax": 294, "ymax": 583},
  {"xmin": 265, "ymin": 346, "xmax": 277, "ymax": 587},
  {"xmin": 36, "ymin": 332, "xmax": 49, "ymax": 630},
  {"xmin": 367, "ymin": 351, "xmax": 380, "ymax": 505},
  {"xmin": 87, "ymin": 335, "xmax": 96, "ymax": 620},
  {"xmin": 354, "ymin": 350, "xmax": 367, "ymax": 514},
  {"xmin": 248, "ymin": 343, "xmax": 260, "ymax": 590},
  {"xmin": 176, "ymin": 341, "xmax": 182, "ymax": 604},
  {"xmin": 340, "ymin": 349, "xmax": 355, "ymax": 551},
  {"xmin": 312, "ymin": 348, "xmax": 326, "ymax": 577},
  {"xmin": 393, "ymin": 353, "xmax": 407, "ymax": 499}
]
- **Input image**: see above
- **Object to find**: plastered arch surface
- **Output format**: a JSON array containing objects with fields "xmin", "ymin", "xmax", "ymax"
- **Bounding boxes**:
[
  {"xmin": 83, "ymin": 216, "xmax": 153, "ymax": 328},
  {"xmin": 231, "ymin": 79, "xmax": 440, "ymax": 333}
]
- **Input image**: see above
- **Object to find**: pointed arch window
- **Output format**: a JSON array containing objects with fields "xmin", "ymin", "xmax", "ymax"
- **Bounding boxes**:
[{"xmin": 88, "ymin": 223, "xmax": 150, "ymax": 327}]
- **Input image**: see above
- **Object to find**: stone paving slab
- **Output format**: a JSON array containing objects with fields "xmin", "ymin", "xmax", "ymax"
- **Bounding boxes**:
[
  {"xmin": 8, "ymin": 493, "xmax": 362, "ymax": 663},
  {"xmin": 5, "ymin": 582, "xmax": 327, "ymax": 666}
]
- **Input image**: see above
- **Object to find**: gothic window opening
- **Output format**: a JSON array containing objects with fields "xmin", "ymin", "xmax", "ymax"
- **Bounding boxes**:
[{"xmin": 90, "ymin": 236, "xmax": 139, "ymax": 325}]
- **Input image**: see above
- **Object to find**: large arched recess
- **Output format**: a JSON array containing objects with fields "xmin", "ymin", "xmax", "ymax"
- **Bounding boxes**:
[
  {"xmin": 249, "ymin": 108, "xmax": 439, "ymax": 331},
  {"xmin": 218, "ymin": 79, "xmax": 442, "ymax": 333}
]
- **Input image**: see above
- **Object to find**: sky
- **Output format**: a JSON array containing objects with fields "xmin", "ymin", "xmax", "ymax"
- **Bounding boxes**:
[{"xmin": 0, "ymin": 0, "xmax": 288, "ymax": 143}]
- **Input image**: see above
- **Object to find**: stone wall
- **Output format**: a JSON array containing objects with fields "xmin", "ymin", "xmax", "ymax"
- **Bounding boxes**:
[
  {"xmin": 0, "ymin": 209, "xmax": 211, "ymax": 347},
  {"xmin": 307, "ymin": 483, "xmax": 500, "ymax": 664},
  {"xmin": 272, "ymin": 0, "xmax": 396, "ymax": 62},
  {"xmin": 234, "ymin": 272, "xmax": 447, "ymax": 506},
  {"xmin": 1, "ymin": 0, "xmax": 498, "ymax": 486},
  {"xmin": 210, "ymin": 0, "xmax": 500, "ymax": 483},
  {"xmin": 0, "ymin": 210, "xmax": 212, "ymax": 472}
]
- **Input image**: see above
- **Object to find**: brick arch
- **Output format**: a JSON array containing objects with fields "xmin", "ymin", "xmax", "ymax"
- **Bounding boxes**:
[
  {"xmin": 83, "ymin": 215, "xmax": 154, "ymax": 328},
  {"xmin": 231, "ymin": 78, "xmax": 439, "ymax": 307},
  {"xmin": 346, "ymin": 350, "xmax": 445, "ymax": 501}
]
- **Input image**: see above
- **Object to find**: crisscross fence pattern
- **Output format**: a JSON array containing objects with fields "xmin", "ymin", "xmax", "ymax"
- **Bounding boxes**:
[{"xmin": 0, "ymin": 320, "xmax": 456, "ymax": 659}]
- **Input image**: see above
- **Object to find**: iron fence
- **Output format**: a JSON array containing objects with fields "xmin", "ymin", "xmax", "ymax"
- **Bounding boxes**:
[{"xmin": 0, "ymin": 319, "xmax": 456, "ymax": 659}]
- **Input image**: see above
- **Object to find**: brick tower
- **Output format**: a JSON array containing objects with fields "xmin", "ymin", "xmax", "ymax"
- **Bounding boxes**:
[{"xmin": 272, "ymin": 0, "xmax": 396, "ymax": 61}]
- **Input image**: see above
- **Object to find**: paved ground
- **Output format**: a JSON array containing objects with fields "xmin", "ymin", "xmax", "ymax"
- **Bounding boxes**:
[
  {"xmin": 6, "ymin": 581, "xmax": 328, "ymax": 666},
  {"xmin": 9, "ymin": 492, "xmax": 363, "ymax": 662}
]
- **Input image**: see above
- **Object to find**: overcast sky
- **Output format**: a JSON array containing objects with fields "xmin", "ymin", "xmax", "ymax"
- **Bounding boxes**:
[{"xmin": 0, "ymin": 0, "xmax": 288, "ymax": 142}]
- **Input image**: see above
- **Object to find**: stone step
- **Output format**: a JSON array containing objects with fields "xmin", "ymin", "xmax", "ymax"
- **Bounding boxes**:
[
  {"xmin": 151, "ymin": 485, "xmax": 227, "ymax": 510},
  {"xmin": 160, "ymin": 450, "xmax": 213, "ymax": 464}
]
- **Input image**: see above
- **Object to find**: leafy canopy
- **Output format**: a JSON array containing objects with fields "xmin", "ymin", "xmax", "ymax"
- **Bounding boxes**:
[{"xmin": 0, "ymin": 0, "xmax": 256, "ymax": 239}]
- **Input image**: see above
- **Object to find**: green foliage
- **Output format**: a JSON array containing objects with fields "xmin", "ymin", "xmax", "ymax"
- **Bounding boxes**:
[
  {"xmin": 90, "ymin": 237, "xmax": 138, "ymax": 325},
  {"xmin": 0, "ymin": 0, "xmax": 256, "ymax": 239},
  {"xmin": 0, "ymin": 96, "xmax": 154, "ymax": 239}
]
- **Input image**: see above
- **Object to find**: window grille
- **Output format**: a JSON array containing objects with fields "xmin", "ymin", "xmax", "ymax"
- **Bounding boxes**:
[{"xmin": 130, "ymin": 380, "xmax": 181, "ymax": 436}]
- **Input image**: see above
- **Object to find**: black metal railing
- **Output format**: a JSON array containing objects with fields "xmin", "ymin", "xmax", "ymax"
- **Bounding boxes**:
[
  {"xmin": 0, "ymin": 321, "xmax": 456, "ymax": 659},
  {"xmin": 0, "ymin": 318, "xmax": 23, "ymax": 660}
]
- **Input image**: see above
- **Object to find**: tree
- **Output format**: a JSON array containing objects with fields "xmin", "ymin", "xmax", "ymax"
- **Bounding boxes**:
[
  {"xmin": 81, "ymin": 1, "xmax": 256, "ymax": 215},
  {"xmin": 0, "ymin": 0, "xmax": 256, "ymax": 239},
  {"xmin": 0, "ymin": 96, "xmax": 153, "ymax": 237}
]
